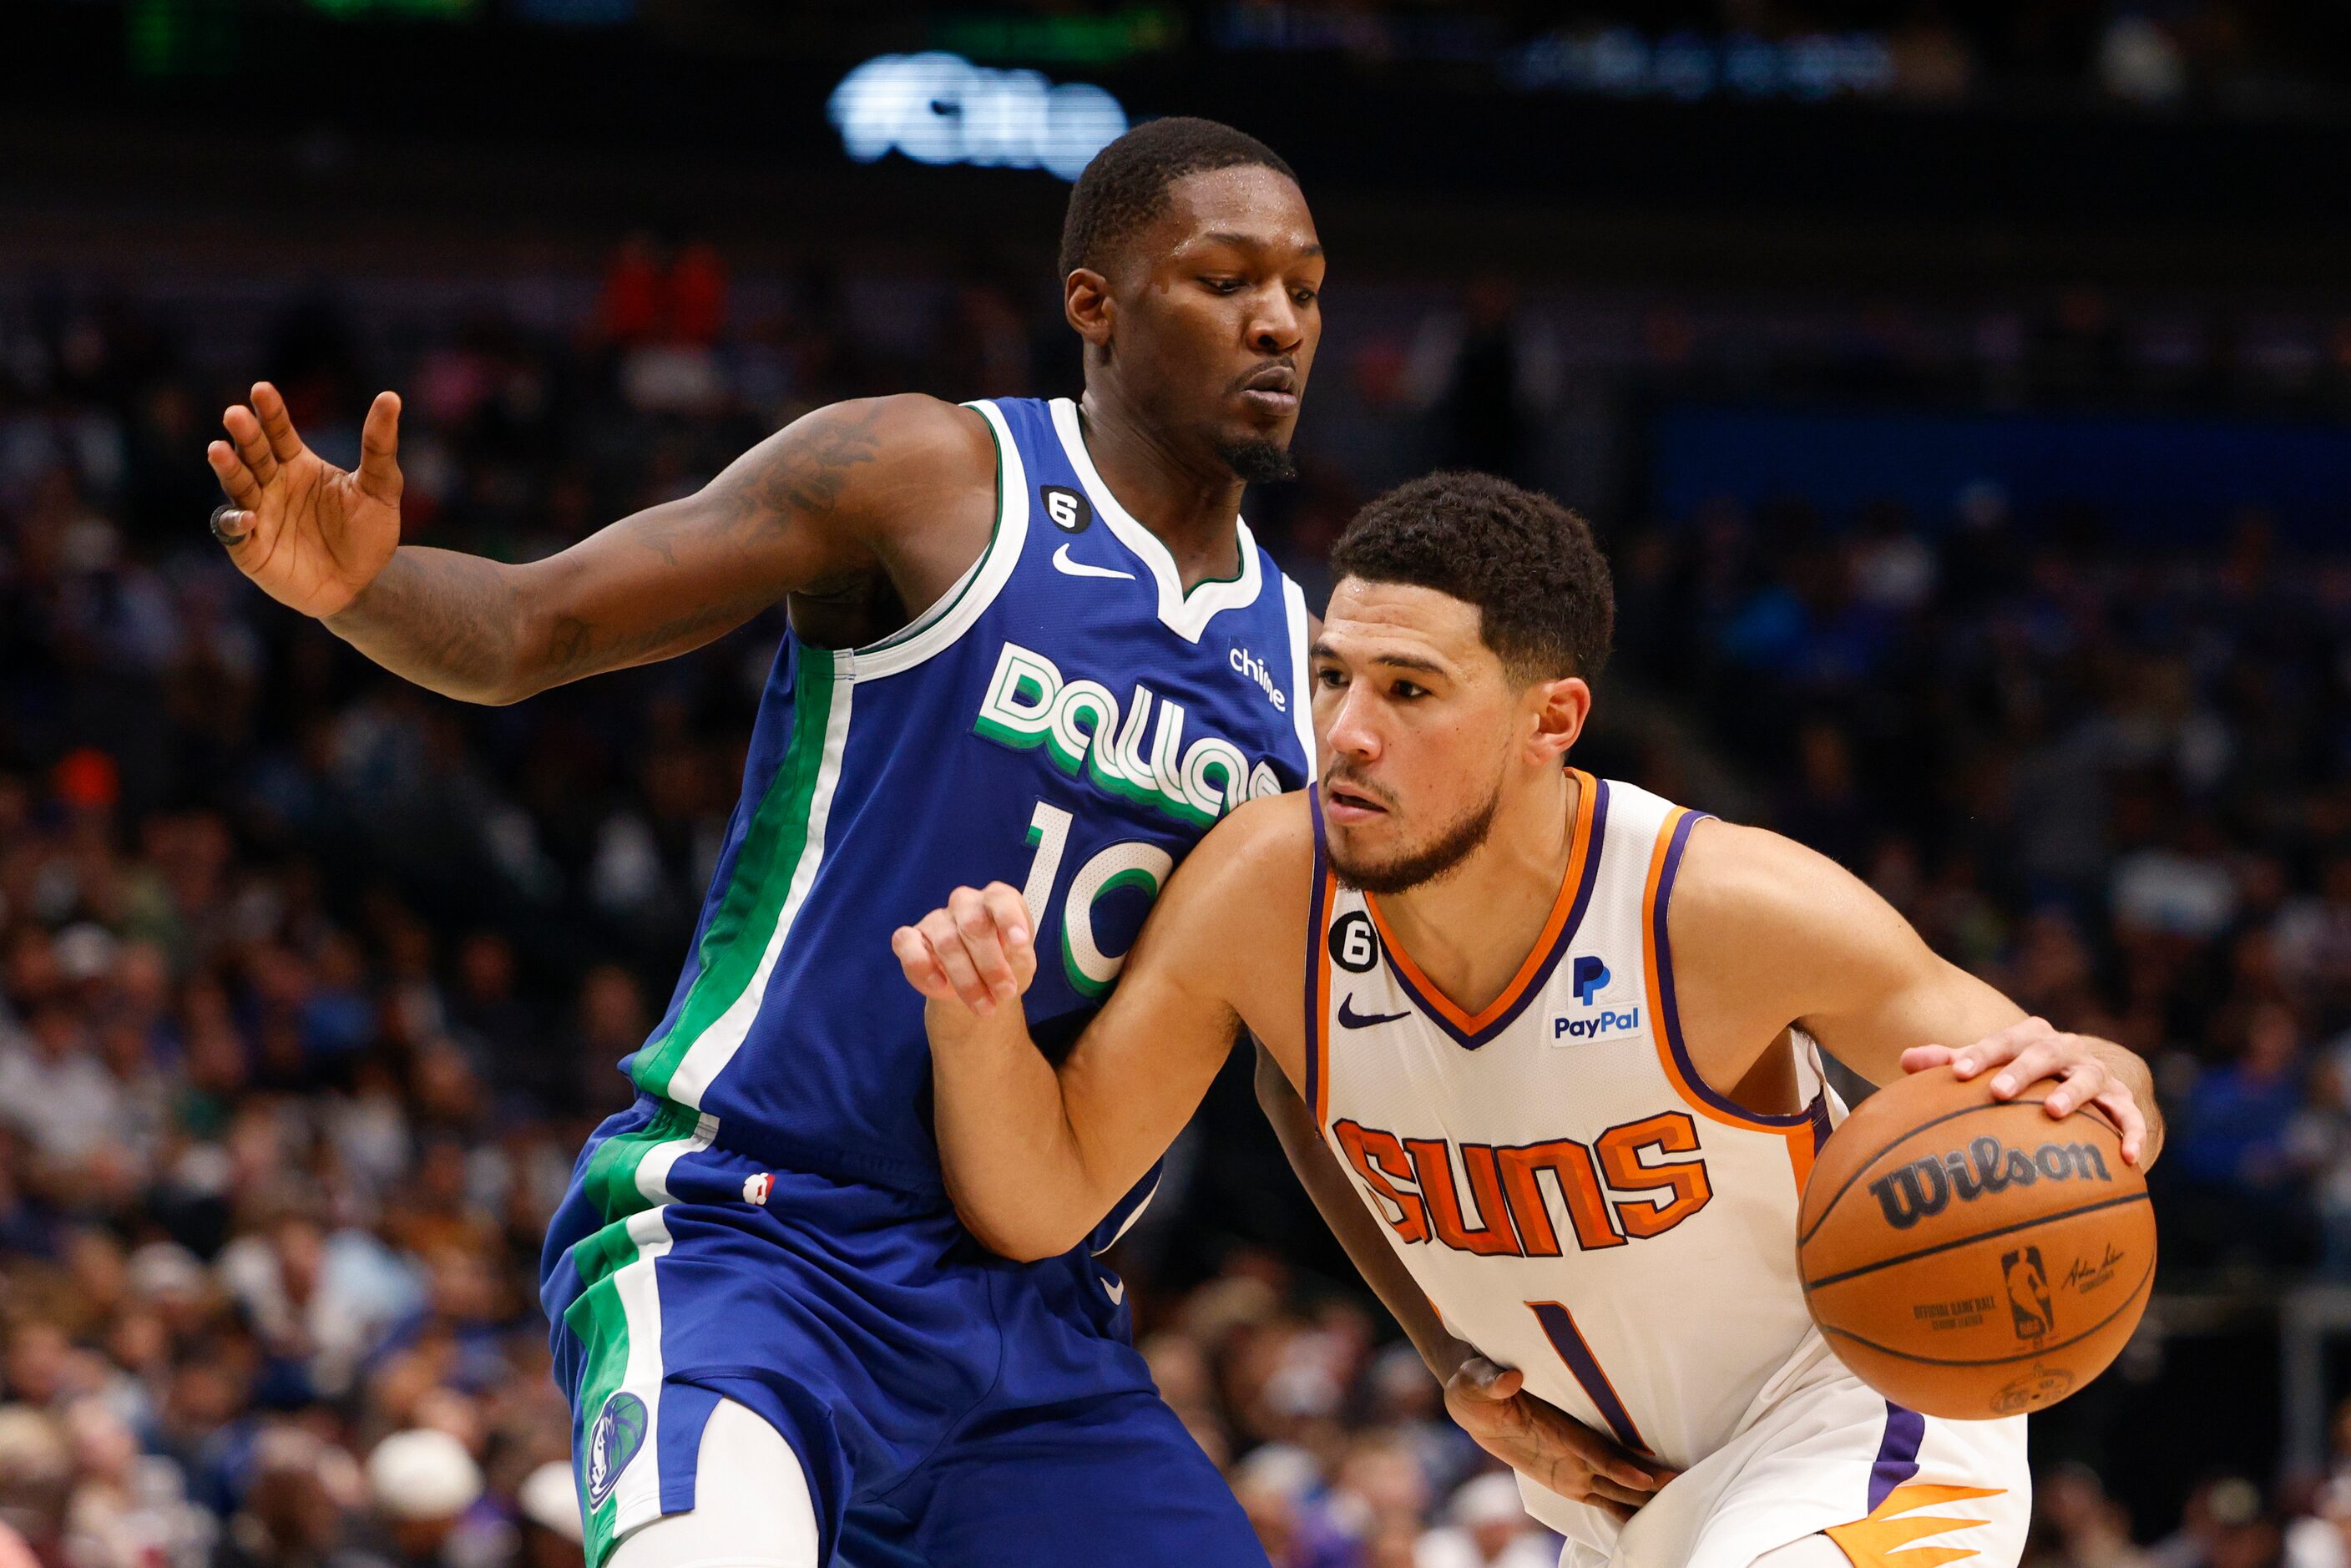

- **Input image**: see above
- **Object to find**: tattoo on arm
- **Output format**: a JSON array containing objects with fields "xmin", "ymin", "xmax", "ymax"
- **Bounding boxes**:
[
  {"xmin": 538, "ymin": 593, "xmax": 770, "ymax": 684},
  {"xmin": 712, "ymin": 401, "xmax": 889, "ymax": 535},
  {"xmin": 327, "ymin": 549, "xmax": 526, "ymax": 698}
]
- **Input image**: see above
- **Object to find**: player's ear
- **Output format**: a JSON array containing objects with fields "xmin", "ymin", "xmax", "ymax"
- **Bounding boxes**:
[
  {"xmin": 1524, "ymin": 675, "xmax": 1590, "ymax": 764},
  {"xmin": 1064, "ymin": 268, "xmax": 1115, "ymax": 350}
]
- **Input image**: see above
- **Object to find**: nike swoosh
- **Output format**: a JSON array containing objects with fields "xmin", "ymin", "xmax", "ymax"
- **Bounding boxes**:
[
  {"xmin": 1104, "ymin": 1277, "xmax": 1125, "ymax": 1305},
  {"xmin": 1337, "ymin": 996, "xmax": 1410, "ymax": 1029},
  {"xmin": 1052, "ymin": 543, "xmax": 1135, "ymax": 580}
]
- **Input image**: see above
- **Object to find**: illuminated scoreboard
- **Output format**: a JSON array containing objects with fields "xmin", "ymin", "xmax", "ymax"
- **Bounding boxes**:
[{"xmin": 827, "ymin": 52, "xmax": 1129, "ymax": 181}]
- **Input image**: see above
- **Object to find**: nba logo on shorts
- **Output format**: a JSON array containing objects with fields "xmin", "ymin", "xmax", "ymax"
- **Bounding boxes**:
[
  {"xmin": 743, "ymin": 1172, "xmax": 774, "ymax": 1206},
  {"xmin": 2001, "ymin": 1246, "xmax": 2053, "ymax": 1342},
  {"xmin": 586, "ymin": 1392, "xmax": 648, "ymax": 1509},
  {"xmin": 1573, "ymin": 955, "xmax": 1610, "ymax": 1006}
]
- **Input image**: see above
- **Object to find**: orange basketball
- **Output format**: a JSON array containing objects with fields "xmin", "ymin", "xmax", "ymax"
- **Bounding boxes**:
[{"xmin": 1797, "ymin": 1065, "xmax": 2156, "ymax": 1419}]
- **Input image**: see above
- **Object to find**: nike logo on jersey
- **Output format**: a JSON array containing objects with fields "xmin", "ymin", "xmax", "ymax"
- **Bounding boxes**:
[
  {"xmin": 1051, "ymin": 544, "xmax": 1135, "ymax": 581},
  {"xmin": 1337, "ymin": 995, "xmax": 1410, "ymax": 1029},
  {"xmin": 974, "ymin": 642, "xmax": 1285, "ymax": 827},
  {"xmin": 1103, "ymin": 1276, "xmax": 1125, "ymax": 1305}
]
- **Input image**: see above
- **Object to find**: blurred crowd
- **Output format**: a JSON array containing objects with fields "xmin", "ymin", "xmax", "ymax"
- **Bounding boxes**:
[{"xmin": 2, "ymin": 240, "xmax": 2349, "ymax": 1565}]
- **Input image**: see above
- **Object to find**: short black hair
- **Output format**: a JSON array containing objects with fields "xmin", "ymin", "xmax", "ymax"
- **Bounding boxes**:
[
  {"xmin": 1331, "ymin": 473, "xmax": 1613, "ymax": 683},
  {"xmin": 1059, "ymin": 117, "xmax": 1297, "ymax": 281}
]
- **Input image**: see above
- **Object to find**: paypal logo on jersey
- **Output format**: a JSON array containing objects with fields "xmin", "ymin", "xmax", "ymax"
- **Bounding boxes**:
[
  {"xmin": 975, "ymin": 641, "xmax": 1285, "ymax": 827},
  {"xmin": 1555, "ymin": 954, "xmax": 1638, "ymax": 1043}
]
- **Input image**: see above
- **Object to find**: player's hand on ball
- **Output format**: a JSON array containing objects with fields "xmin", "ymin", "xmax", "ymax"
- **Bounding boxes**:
[
  {"xmin": 892, "ymin": 883, "xmax": 1037, "ymax": 1016},
  {"xmin": 1443, "ymin": 1357, "xmax": 1677, "ymax": 1523},
  {"xmin": 206, "ymin": 382, "xmax": 404, "ymax": 619},
  {"xmin": 1900, "ymin": 1017, "xmax": 2152, "ymax": 1165}
]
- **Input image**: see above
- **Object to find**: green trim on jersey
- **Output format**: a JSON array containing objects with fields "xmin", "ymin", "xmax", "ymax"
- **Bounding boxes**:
[{"xmin": 629, "ymin": 652, "xmax": 842, "ymax": 1100}]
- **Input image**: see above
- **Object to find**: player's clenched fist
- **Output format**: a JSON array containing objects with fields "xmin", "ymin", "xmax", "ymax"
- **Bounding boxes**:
[{"xmin": 892, "ymin": 883, "xmax": 1037, "ymax": 1017}]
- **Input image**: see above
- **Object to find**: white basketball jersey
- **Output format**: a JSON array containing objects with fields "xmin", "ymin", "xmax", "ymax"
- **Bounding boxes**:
[{"xmin": 1305, "ymin": 771, "xmax": 1848, "ymax": 1497}]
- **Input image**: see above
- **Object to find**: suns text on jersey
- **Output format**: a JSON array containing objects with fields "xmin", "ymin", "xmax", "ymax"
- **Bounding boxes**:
[{"xmin": 1330, "ymin": 1111, "xmax": 1715, "ymax": 1257}]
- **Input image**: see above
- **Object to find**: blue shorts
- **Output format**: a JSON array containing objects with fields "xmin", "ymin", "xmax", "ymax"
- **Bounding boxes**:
[{"xmin": 539, "ymin": 1096, "xmax": 1267, "ymax": 1568}]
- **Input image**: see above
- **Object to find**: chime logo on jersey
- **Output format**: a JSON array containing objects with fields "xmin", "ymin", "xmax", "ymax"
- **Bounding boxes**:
[
  {"xmin": 1228, "ymin": 645, "xmax": 1288, "ymax": 711},
  {"xmin": 973, "ymin": 641, "xmax": 1284, "ymax": 826}
]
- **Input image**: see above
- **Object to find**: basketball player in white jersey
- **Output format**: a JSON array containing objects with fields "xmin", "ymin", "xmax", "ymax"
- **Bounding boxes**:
[{"xmin": 891, "ymin": 472, "xmax": 2162, "ymax": 1568}]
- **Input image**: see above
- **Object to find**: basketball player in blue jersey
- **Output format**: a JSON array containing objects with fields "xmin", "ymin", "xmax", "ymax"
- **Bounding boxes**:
[
  {"xmin": 202, "ymin": 119, "xmax": 1328, "ymax": 1568},
  {"xmin": 896, "ymin": 473, "xmax": 2164, "ymax": 1568}
]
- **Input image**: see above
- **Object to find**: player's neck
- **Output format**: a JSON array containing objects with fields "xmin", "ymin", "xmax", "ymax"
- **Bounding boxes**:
[
  {"xmin": 1375, "ymin": 769, "xmax": 1580, "ymax": 1017},
  {"xmin": 1074, "ymin": 392, "xmax": 1247, "ymax": 593}
]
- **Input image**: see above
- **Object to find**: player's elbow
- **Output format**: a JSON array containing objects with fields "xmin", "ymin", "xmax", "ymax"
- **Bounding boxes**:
[
  {"xmin": 958, "ymin": 1208, "xmax": 1088, "ymax": 1265},
  {"xmin": 945, "ymin": 1184, "xmax": 1092, "ymax": 1263}
]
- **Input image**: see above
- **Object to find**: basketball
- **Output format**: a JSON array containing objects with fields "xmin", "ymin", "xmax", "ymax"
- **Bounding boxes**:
[{"xmin": 1797, "ymin": 1066, "xmax": 2156, "ymax": 1420}]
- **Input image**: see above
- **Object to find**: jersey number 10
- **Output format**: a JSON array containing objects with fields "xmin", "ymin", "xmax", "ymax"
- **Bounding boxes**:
[{"xmin": 1019, "ymin": 800, "xmax": 1170, "ymax": 999}]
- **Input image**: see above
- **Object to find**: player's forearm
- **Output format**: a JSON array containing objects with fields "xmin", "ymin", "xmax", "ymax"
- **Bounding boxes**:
[
  {"xmin": 1253, "ymin": 1044, "xmax": 1473, "ymax": 1382},
  {"xmin": 324, "ymin": 546, "xmax": 540, "ymax": 704},
  {"xmin": 929, "ymin": 1001, "xmax": 1119, "ymax": 1262}
]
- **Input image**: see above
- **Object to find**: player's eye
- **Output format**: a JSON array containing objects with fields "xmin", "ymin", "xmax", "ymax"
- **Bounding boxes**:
[
  {"xmin": 1201, "ymin": 277, "xmax": 1245, "ymax": 295},
  {"xmin": 1315, "ymin": 666, "xmax": 1347, "ymax": 689},
  {"xmin": 1291, "ymin": 286, "xmax": 1318, "ymax": 306}
]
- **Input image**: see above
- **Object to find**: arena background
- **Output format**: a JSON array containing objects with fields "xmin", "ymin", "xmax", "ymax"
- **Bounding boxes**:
[{"xmin": 4, "ymin": 1, "xmax": 2350, "ymax": 1563}]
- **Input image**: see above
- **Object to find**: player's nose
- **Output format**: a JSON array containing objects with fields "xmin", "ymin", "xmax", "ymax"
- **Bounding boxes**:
[
  {"xmin": 1245, "ymin": 286, "xmax": 1304, "ymax": 355},
  {"xmin": 1322, "ymin": 686, "xmax": 1382, "ymax": 760}
]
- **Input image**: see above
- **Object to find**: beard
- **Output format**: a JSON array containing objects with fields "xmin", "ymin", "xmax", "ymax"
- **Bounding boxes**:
[
  {"xmin": 1327, "ymin": 784, "xmax": 1502, "ymax": 896},
  {"xmin": 1216, "ymin": 435, "xmax": 1297, "ymax": 485}
]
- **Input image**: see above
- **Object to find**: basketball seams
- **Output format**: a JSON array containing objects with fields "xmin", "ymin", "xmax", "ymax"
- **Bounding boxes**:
[
  {"xmin": 1802, "ymin": 1189, "xmax": 2151, "ymax": 1291},
  {"xmin": 1797, "ymin": 1095, "xmax": 2055, "ymax": 1249},
  {"xmin": 1818, "ymin": 1250, "xmax": 2155, "ymax": 1369}
]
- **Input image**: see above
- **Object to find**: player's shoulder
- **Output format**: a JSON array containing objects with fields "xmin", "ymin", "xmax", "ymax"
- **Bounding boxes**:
[
  {"xmin": 1146, "ymin": 793, "xmax": 1318, "ymax": 981},
  {"xmin": 1169, "ymin": 792, "xmax": 1317, "ymax": 903},
  {"xmin": 1671, "ymin": 815, "xmax": 1907, "ymax": 966},
  {"xmin": 1673, "ymin": 815, "xmax": 1870, "ymax": 922},
  {"xmin": 819, "ymin": 392, "xmax": 996, "ymax": 473}
]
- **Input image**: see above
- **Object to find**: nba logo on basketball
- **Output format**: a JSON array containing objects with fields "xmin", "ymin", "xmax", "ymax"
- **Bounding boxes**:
[{"xmin": 2001, "ymin": 1246, "xmax": 2054, "ymax": 1341}]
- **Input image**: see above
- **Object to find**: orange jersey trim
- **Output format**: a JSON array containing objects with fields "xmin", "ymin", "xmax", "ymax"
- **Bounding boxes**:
[
  {"xmin": 1641, "ymin": 805, "xmax": 1823, "ymax": 1190},
  {"xmin": 1363, "ymin": 768, "xmax": 1600, "ymax": 1038}
]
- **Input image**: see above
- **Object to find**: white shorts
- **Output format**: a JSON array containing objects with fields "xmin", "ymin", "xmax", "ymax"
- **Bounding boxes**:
[
  {"xmin": 1529, "ymin": 1336, "xmax": 2031, "ymax": 1568},
  {"xmin": 608, "ymin": 1399, "xmax": 821, "ymax": 1568}
]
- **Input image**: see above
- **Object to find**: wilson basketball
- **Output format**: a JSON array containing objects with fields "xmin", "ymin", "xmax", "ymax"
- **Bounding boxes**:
[{"xmin": 1797, "ymin": 1065, "xmax": 2156, "ymax": 1419}]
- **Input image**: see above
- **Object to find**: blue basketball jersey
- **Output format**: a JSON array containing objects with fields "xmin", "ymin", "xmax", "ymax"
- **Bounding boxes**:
[{"xmin": 616, "ymin": 396, "xmax": 1315, "ymax": 1197}]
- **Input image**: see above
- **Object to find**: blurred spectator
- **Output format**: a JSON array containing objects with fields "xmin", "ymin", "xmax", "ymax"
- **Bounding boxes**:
[
  {"xmin": 7, "ymin": 238, "xmax": 2351, "ymax": 1565},
  {"xmin": 1414, "ymin": 1472, "xmax": 1555, "ymax": 1568}
]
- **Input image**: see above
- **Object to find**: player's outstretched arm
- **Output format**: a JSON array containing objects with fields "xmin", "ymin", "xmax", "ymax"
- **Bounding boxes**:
[
  {"xmin": 207, "ymin": 386, "xmax": 991, "ymax": 704},
  {"xmin": 893, "ymin": 801, "xmax": 1306, "ymax": 1262},
  {"xmin": 1673, "ymin": 820, "xmax": 2162, "ymax": 1166}
]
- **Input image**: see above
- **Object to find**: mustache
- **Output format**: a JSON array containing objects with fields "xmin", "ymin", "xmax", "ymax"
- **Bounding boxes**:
[
  {"xmin": 1228, "ymin": 357, "xmax": 1297, "ymax": 396},
  {"xmin": 1319, "ymin": 768, "xmax": 1394, "ymax": 809}
]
